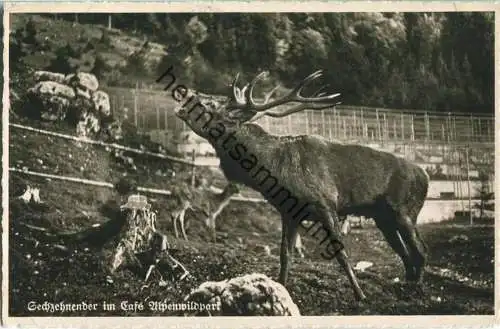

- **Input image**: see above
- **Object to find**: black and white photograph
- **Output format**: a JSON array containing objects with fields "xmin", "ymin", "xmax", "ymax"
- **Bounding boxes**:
[{"xmin": 3, "ymin": 2, "xmax": 496, "ymax": 323}]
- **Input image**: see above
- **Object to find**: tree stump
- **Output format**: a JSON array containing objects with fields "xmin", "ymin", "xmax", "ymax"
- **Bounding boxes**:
[{"xmin": 107, "ymin": 194, "xmax": 189, "ymax": 284}]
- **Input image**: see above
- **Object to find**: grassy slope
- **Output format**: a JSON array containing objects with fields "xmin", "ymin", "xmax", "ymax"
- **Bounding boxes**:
[{"xmin": 11, "ymin": 14, "xmax": 167, "ymax": 77}]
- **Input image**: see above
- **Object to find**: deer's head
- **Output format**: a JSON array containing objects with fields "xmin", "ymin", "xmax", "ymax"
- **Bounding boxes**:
[{"xmin": 174, "ymin": 70, "xmax": 341, "ymax": 143}]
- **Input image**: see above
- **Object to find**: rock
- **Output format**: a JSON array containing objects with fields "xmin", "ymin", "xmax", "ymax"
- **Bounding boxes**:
[
  {"xmin": 34, "ymin": 70, "xmax": 66, "ymax": 84},
  {"xmin": 104, "ymin": 120, "xmax": 123, "ymax": 141},
  {"xmin": 76, "ymin": 111, "xmax": 100, "ymax": 137},
  {"xmin": 75, "ymin": 87, "xmax": 92, "ymax": 100},
  {"xmin": 41, "ymin": 112, "xmax": 59, "ymax": 121},
  {"xmin": 93, "ymin": 90, "xmax": 111, "ymax": 116},
  {"xmin": 448, "ymin": 234, "xmax": 469, "ymax": 243},
  {"xmin": 252, "ymin": 244, "xmax": 272, "ymax": 256},
  {"xmin": 184, "ymin": 273, "xmax": 300, "ymax": 316},
  {"xmin": 28, "ymin": 82, "xmax": 75, "ymax": 121},
  {"xmin": 354, "ymin": 261, "xmax": 373, "ymax": 272},
  {"xmin": 64, "ymin": 72, "xmax": 99, "ymax": 91},
  {"xmin": 29, "ymin": 81, "xmax": 76, "ymax": 99}
]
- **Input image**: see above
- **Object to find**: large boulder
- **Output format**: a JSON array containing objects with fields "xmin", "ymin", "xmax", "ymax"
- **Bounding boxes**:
[
  {"xmin": 184, "ymin": 273, "xmax": 300, "ymax": 316},
  {"xmin": 64, "ymin": 72, "xmax": 99, "ymax": 92},
  {"xmin": 34, "ymin": 71, "xmax": 66, "ymax": 84},
  {"xmin": 27, "ymin": 82, "xmax": 76, "ymax": 121},
  {"xmin": 29, "ymin": 81, "xmax": 76, "ymax": 99},
  {"xmin": 26, "ymin": 70, "xmax": 121, "ymax": 140}
]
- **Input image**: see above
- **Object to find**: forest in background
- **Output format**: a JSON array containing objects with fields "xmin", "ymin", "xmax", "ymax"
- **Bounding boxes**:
[{"xmin": 10, "ymin": 12, "xmax": 494, "ymax": 114}]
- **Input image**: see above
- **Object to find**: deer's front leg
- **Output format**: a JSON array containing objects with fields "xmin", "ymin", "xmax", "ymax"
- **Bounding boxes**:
[
  {"xmin": 279, "ymin": 218, "xmax": 298, "ymax": 285},
  {"xmin": 323, "ymin": 212, "xmax": 366, "ymax": 301}
]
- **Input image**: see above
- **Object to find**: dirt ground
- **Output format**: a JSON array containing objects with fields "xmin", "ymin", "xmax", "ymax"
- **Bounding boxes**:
[{"xmin": 9, "ymin": 202, "xmax": 494, "ymax": 316}]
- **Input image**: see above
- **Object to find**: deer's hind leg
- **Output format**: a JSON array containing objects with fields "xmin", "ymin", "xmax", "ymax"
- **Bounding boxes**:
[
  {"xmin": 373, "ymin": 212, "xmax": 415, "ymax": 281},
  {"xmin": 395, "ymin": 213, "xmax": 427, "ymax": 283}
]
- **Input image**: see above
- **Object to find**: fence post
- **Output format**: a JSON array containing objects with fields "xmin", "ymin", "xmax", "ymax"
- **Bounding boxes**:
[
  {"xmin": 322, "ymin": 110, "xmax": 326, "ymax": 137},
  {"xmin": 360, "ymin": 109, "xmax": 365, "ymax": 139},
  {"xmin": 400, "ymin": 113, "xmax": 405, "ymax": 141},
  {"xmin": 156, "ymin": 105, "xmax": 161, "ymax": 130},
  {"xmin": 164, "ymin": 109, "xmax": 168, "ymax": 132},
  {"xmin": 305, "ymin": 111, "xmax": 310, "ymax": 135},
  {"xmin": 424, "ymin": 112, "xmax": 430, "ymax": 141},
  {"xmin": 333, "ymin": 107, "xmax": 338, "ymax": 139},
  {"xmin": 342, "ymin": 117, "xmax": 347, "ymax": 139},
  {"xmin": 352, "ymin": 111, "xmax": 356, "ymax": 139},
  {"xmin": 383, "ymin": 113, "xmax": 388, "ymax": 143},
  {"xmin": 133, "ymin": 84, "xmax": 138, "ymax": 127},
  {"xmin": 452, "ymin": 115, "xmax": 458, "ymax": 142},
  {"xmin": 465, "ymin": 147, "xmax": 472, "ymax": 225},
  {"xmin": 458, "ymin": 150, "xmax": 464, "ymax": 211},
  {"xmin": 328, "ymin": 113, "xmax": 333, "ymax": 141},
  {"xmin": 376, "ymin": 109, "xmax": 381, "ymax": 140},
  {"xmin": 191, "ymin": 149, "xmax": 196, "ymax": 187},
  {"xmin": 410, "ymin": 115, "xmax": 415, "ymax": 141},
  {"xmin": 469, "ymin": 115, "xmax": 474, "ymax": 142}
]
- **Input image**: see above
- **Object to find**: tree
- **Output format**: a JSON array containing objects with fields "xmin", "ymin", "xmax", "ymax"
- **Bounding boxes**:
[
  {"xmin": 45, "ymin": 44, "xmax": 75, "ymax": 74},
  {"xmin": 91, "ymin": 54, "xmax": 110, "ymax": 80},
  {"xmin": 23, "ymin": 18, "xmax": 39, "ymax": 46}
]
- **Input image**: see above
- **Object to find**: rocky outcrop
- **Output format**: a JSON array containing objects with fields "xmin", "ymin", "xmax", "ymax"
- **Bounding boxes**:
[{"xmin": 26, "ymin": 71, "xmax": 112, "ymax": 138}]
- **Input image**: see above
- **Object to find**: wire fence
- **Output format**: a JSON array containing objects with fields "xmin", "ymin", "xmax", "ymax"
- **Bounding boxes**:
[{"xmin": 103, "ymin": 86, "xmax": 494, "ymax": 145}]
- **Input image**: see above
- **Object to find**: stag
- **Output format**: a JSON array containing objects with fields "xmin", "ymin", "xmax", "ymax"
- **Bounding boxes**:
[{"xmin": 171, "ymin": 70, "xmax": 429, "ymax": 300}]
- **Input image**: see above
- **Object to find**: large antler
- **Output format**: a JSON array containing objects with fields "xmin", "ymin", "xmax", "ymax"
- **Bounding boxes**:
[
  {"xmin": 249, "ymin": 84, "xmax": 340, "ymax": 122},
  {"xmin": 229, "ymin": 70, "xmax": 341, "ymax": 117}
]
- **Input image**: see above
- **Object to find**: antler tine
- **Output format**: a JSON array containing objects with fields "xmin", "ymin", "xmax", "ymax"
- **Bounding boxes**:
[
  {"xmin": 263, "ymin": 85, "xmax": 280, "ymax": 104},
  {"xmin": 245, "ymin": 71, "xmax": 268, "ymax": 107},
  {"xmin": 293, "ymin": 70, "xmax": 341, "ymax": 103},
  {"xmin": 230, "ymin": 73, "xmax": 245, "ymax": 105},
  {"xmin": 242, "ymin": 70, "xmax": 340, "ymax": 113},
  {"xmin": 249, "ymin": 84, "xmax": 340, "ymax": 122}
]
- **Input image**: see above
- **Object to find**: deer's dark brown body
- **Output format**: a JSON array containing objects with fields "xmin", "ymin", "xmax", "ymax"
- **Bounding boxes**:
[
  {"xmin": 215, "ymin": 123, "xmax": 428, "ymax": 221},
  {"xmin": 173, "ymin": 70, "xmax": 429, "ymax": 301}
]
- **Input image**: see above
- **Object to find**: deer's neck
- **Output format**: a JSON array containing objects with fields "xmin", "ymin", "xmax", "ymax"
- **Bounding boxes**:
[
  {"xmin": 208, "ymin": 123, "xmax": 288, "ymax": 186},
  {"xmin": 211, "ymin": 123, "xmax": 279, "ymax": 159}
]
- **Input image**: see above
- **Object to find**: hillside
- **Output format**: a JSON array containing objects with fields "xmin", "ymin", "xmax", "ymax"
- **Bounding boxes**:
[
  {"xmin": 10, "ymin": 13, "xmax": 494, "ymax": 113},
  {"xmin": 10, "ymin": 14, "xmax": 167, "ymax": 88}
]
